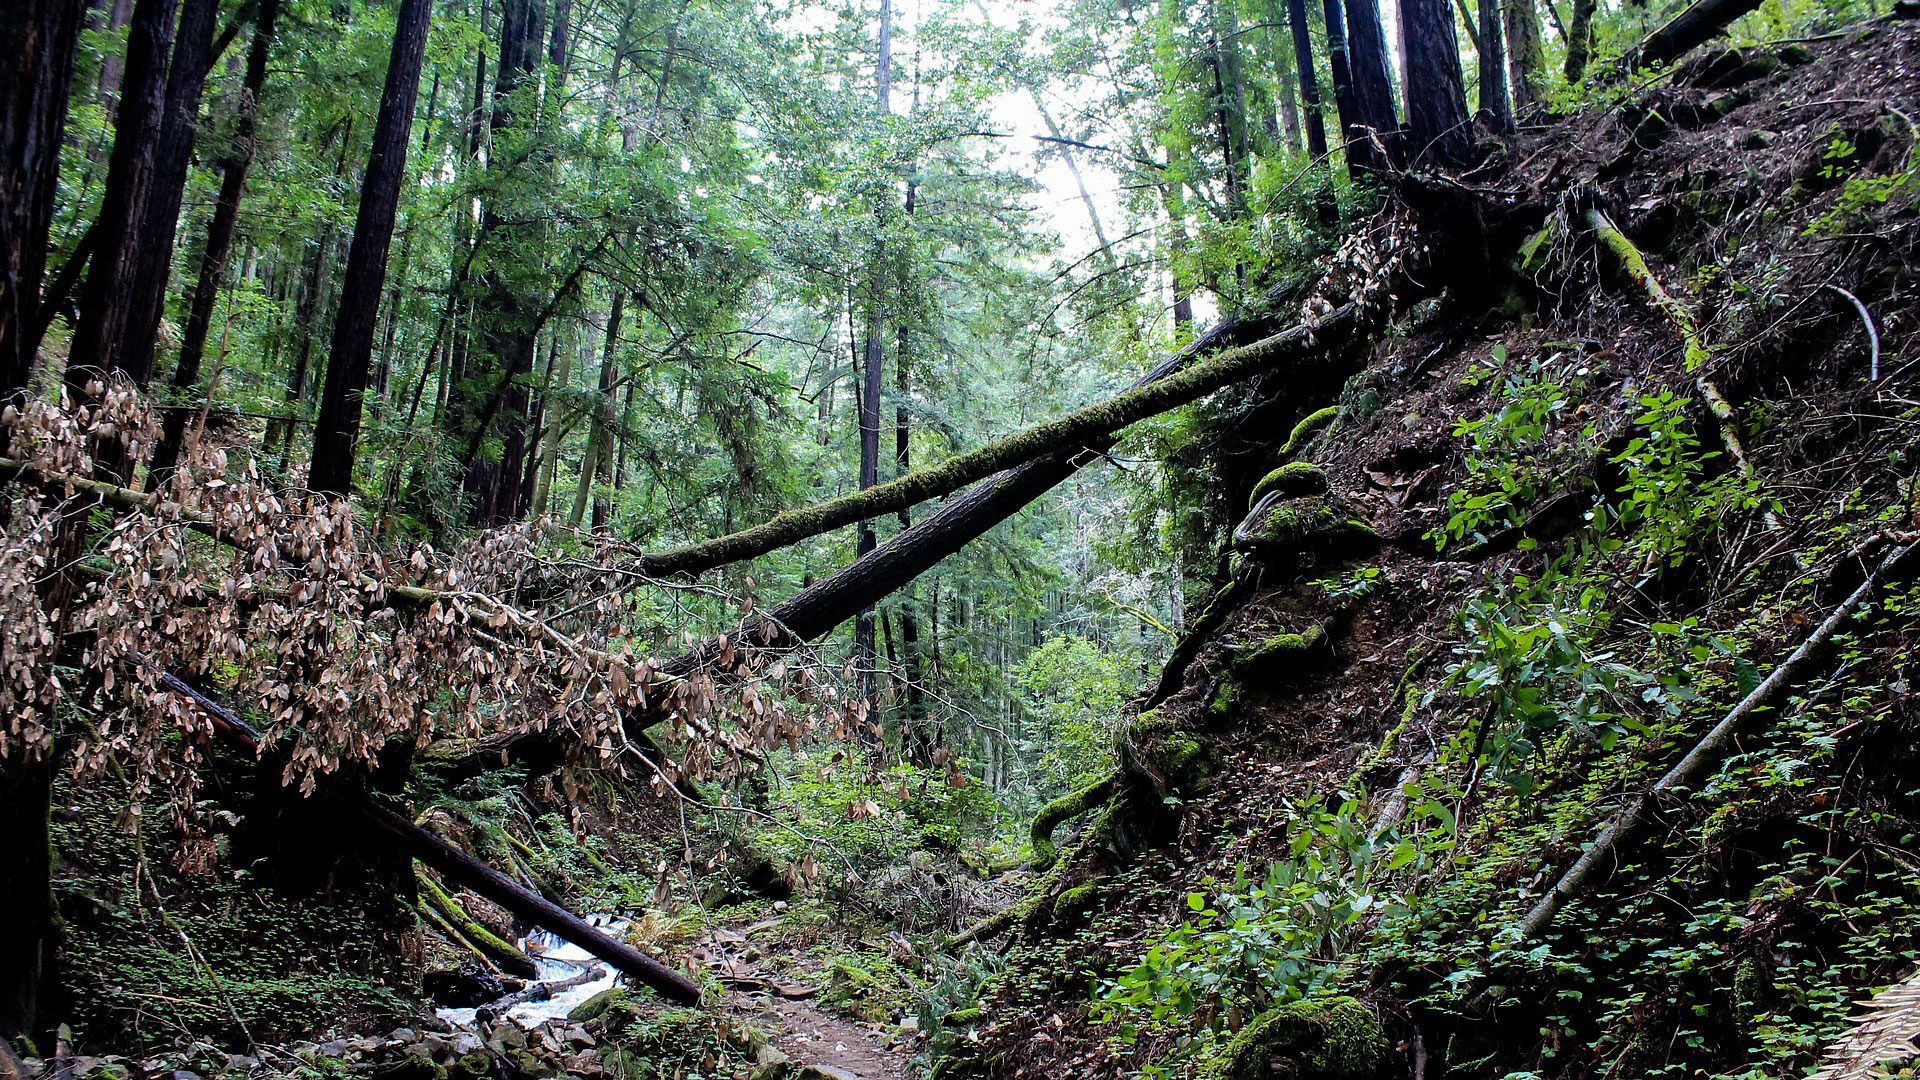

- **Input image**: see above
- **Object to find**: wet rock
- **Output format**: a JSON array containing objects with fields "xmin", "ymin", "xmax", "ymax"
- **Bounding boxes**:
[
  {"xmin": 423, "ymin": 967, "xmax": 506, "ymax": 1008},
  {"xmin": 484, "ymin": 1023, "xmax": 527, "ymax": 1055},
  {"xmin": 566, "ymin": 988, "xmax": 629, "ymax": 1024},
  {"xmin": 370, "ymin": 1059, "xmax": 447, "ymax": 1080},
  {"xmin": 507, "ymin": 1049, "xmax": 556, "ymax": 1079},
  {"xmin": 447, "ymin": 1032, "xmax": 483, "ymax": 1058},
  {"xmin": 448, "ymin": 1049, "xmax": 495, "ymax": 1080}
]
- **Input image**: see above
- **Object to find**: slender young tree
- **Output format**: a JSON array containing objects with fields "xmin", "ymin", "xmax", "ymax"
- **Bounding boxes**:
[
  {"xmin": 854, "ymin": 0, "xmax": 895, "ymax": 716},
  {"xmin": 148, "ymin": 0, "xmax": 282, "ymax": 489},
  {"xmin": 570, "ymin": 289, "xmax": 622, "ymax": 529},
  {"xmin": 1398, "ymin": 0, "xmax": 1474, "ymax": 166},
  {"xmin": 1478, "ymin": 0, "xmax": 1512, "ymax": 131},
  {"xmin": 308, "ymin": 0, "xmax": 433, "ymax": 498}
]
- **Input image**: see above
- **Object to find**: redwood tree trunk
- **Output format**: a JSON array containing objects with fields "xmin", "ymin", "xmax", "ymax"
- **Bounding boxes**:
[
  {"xmin": 0, "ymin": 754, "xmax": 57, "ymax": 1042},
  {"xmin": 308, "ymin": 0, "xmax": 433, "ymax": 498},
  {"xmin": 459, "ymin": 0, "xmax": 544, "ymax": 526},
  {"xmin": 1505, "ymin": 0, "xmax": 1545, "ymax": 108},
  {"xmin": 1287, "ymin": 0, "xmax": 1330, "ymax": 160},
  {"xmin": 1345, "ymin": 0, "xmax": 1402, "ymax": 166},
  {"xmin": 1398, "ymin": 0, "xmax": 1474, "ymax": 166},
  {"xmin": 65, "ymin": 0, "xmax": 181, "ymax": 420},
  {"xmin": 1478, "ymin": 0, "xmax": 1512, "ymax": 131},
  {"xmin": 147, "ymin": 0, "xmax": 281, "ymax": 489},
  {"xmin": 0, "ymin": 0, "xmax": 83, "ymax": 425}
]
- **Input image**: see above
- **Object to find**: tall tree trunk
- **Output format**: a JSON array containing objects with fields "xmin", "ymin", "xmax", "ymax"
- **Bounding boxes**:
[
  {"xmin": 580, "ymin": 291, "xmax": 621, "ymax": 531},
  {"xmin": 96, "ymin": 0, "xmax": 136, "ymax": 104},
  {"xmin": 1267, "ymin": 11, "xmax": 1305, "ymax": 153},
  {"xmin": 548, "ymin": 0, "xmax": 571, "ymax": 88},
  {"xmin": 1161, "ymin": 178, "xmax": 1194, "ymax": 336},
  {"xmin": 1286, "ymin": 0, "xmax": 1330, "ymax": 160},
  {"xmin": 1504, "ymin": 0, "xmax": 1544, "ymax": 108},
  {"xmin": 459, "ymin": 0, "xmax": 544, "ymax": 526},
  {"xmin": 1564, "ymin": 0, "xmax": 1598, "ymax": 82},
  {"xmin": 1322, "ymin": 0, "xmax": 1374, "ymax": 179},
  {"xmin": 64, "ymin": 0, "xmax": 181, "ymax": 455},
  {"xmin": 308, "ymin": 0, "xmax": 431, "ymax": 498},
  {"xmin": 1478, "ymin": 0, "xmax": 1512, "ymax": 131},
  {"xmin": 0, "ymin": 0, "xmax": 84, "ymax": 426},
  {"xmin": 854, "ymin": 0, "xmax": 893, "ymax": 719},
  {"xmin": 1398, "ymin": 0, "xmax": 1474, "ymax": 166},
  {"xmin": 148, "ymin": 0, "xmax": 280, "ymax": 489},
  {"xmin": 1286, "ymin": 0, "xmax": 1338, "ymax": 225},
  {"xmin": 0, "ymin": 754, "xmax": 56, "ymax": 1043},
  {"xmin": 1345, "ymin": 0, "xmax": 1401, "ymax": 165},
  {"xmin": 118, "ymin": 0, "xmax": 219, "ymax": 388}
]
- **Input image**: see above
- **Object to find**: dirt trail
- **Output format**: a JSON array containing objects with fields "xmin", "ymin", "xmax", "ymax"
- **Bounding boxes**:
[
  {"xmin": 694, "ymin": 918, "xmax": 915, "ymax": 1079},
  {"xmin": 738, "ymin": 989, "xmax": 911, "ymax": 1079}
]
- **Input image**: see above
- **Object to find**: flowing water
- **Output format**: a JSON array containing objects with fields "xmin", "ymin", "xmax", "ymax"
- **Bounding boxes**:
[{"xmin": 436, "ymin": 915, "xmax": 626, "ymax": 1028}]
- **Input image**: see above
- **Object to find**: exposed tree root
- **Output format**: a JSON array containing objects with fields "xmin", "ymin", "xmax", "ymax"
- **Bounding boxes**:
[{"xmin": 1029, "ymin": 773, "xmax": 1118, "ymax": 870}]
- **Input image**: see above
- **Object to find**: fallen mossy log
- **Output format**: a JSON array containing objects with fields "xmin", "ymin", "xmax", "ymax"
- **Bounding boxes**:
[
  {"xmin": 443, "ymin": 295, "xmax": 1394, "ymax": 782},
  {"xmin": 149, "ymin": 665, "xmax": 704, "ymax": 1006},
  {"xmin": 416, "ymin": 870, "xmax": 539, "ymax": 978},
  {"xmin": 1624, "ymin": 0, "xmax": 1768, "ymax": 72},
  {"xmin": 628, "ymin": 279, "xmax": 1317, "ymax": 580},
  {"xmin": 1503, "ymin": 539, "xmax": 1918, "ymax": 949}
]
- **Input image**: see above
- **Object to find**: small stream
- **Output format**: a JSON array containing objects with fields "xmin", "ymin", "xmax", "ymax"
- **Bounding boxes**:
[{"xmin": 437, "ymin": 915, "xmax": 627, "ymax": 1028}]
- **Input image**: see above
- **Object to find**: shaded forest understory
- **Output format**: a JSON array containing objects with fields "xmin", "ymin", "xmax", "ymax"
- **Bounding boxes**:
[{"xmin": 7, "ymin": 1, "xmax": 1920, "ymax": 1079}]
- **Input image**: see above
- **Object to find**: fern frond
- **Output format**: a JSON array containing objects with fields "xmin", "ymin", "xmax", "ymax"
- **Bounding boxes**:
[{"xmin": 1811, "ymin": 968, "xmax": 1920, "ymax": 1080}]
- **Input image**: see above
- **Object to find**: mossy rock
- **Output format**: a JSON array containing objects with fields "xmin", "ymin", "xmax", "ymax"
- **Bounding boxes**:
[
  {"xmin": 1231, "ymin": 624, "xmax": 1332, "ymax": 682},
  {"xmin": 448, "ymin": 1050, "xmax": 495, "ymax": 1080},
  {"xmin": 568, "ymin": 987, "xmax": 630, "ymax": 1024},
  {"xmin": 1237, "ymin": 496, "xmax": 1378, "ymax": 563},
  {"xmin": 1280, "ymin": 406, "xmax": 1338, "ymax": 456},
  {"xmin": 1054, "ymin": 882, "xmax": 1104, "ymax": 920},
  {"xmin": 1250, "ymin": 464, "xmax": 1331, "ymax": 508},
  {"xmin": 1200, "ymin": 997, "xmax": 1389, "ymax": 1080}
]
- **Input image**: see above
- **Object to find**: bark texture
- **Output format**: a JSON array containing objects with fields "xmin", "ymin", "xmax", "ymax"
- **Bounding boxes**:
[
  {"xmin": 0, "ymin": 0, "xmax": 83, "ymax": 420},
  {"xmin": 1398, "ymin": 0, "xmax": 1475, "ymax": 166},
  {"xmin": 308, "ymin": 0, "xmax": 433, "ymax": 498},
  {"xmin": 148, "ymin": 0, "xmax": 282, "ymax": 489}
]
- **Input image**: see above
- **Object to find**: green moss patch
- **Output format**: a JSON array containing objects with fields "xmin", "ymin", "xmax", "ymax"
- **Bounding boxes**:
[{"xmin": 1199, "ymin": 997, "xmax": 1389, "ymax": 1080}]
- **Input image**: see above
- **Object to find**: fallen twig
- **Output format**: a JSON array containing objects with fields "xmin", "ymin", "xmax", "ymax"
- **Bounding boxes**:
[{"xmin": 1822, "ymin": 284, "xmax": 1881, "ymax": 382}]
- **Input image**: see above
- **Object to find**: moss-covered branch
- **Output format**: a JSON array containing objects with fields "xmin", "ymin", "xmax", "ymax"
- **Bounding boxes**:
[
  {"xmin": 1506, "ymin": 541, "xmax": 1917, "ymax": 948},
  {"xmin": 416, "ymin": 869, "xmax": 539, "ymax": 979},
  {"xmin": 633, "ymin": 305, "xmax": 1363, "ymax": 579},
  {"xmin": 1030, "ymin": 773, "xmax": 1119, "ymax": 869}
]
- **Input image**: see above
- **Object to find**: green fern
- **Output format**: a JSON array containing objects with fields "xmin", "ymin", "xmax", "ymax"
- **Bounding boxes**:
[{"xmin": 1811, "ymin": 969, "xmax": 1920, "ymax": 1080}]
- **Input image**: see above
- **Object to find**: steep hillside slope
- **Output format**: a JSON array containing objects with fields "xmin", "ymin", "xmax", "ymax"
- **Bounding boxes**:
[{"xmin": 937, "ymin": 21, "xmax": 1920, "ymax": 1080}]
